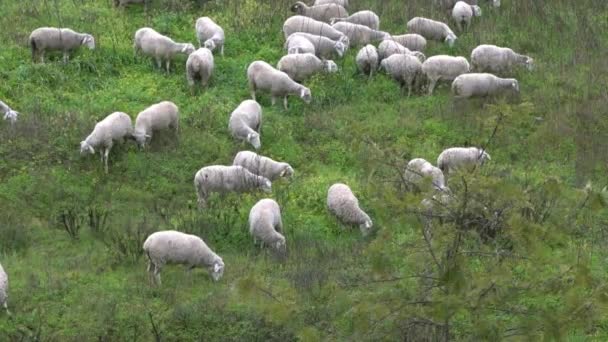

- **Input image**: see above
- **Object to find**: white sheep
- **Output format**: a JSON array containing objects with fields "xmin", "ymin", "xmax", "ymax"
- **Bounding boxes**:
[
  {"xmin": 437, "ymin": 147, "xmax": 491, "ymax": 175},
  {"xmin": 80, "ymin": 112, "xmax": 134, "ymax": 174},
  {"xmin": 283, "ymin": 16, "xmax": 349, "ymax": 45},
  {"xmin": 389, "ymin": 34, "xmax": 427, "ymax": 52},
  {"xmin": 133, "ymin": 27, "xmax": 195, "ymax": 72},
  {"xmin": 277, "ymin": 53, "xmax": 338, "ymax": 82},
  {"xmin": 327, "ymin": 183, "xmax": 373, "ymax": 236},
  {"xmin": 285, "ymin": 33, "xmax": 316, "ymax": 55},
  {"xmin": 330, "ymin": 10, "xmax": 380, "ymax": 30},
  {"xmin": 452, "ymin": 1, "xmax": 482, "ymax": 32},
  {"xmin": 356, "ymin": 44, "xmax": 379, "ymax": 78},
  {"xmin": 249, "ymin": 199, "xmax": 287, "ymax": 254},
  {"xmin": 233, "ymin": 151, "xmax": 294, "ymax": 181},
  {"xmin": 143, "ymin": 230, "xmax": 224, "ymax": 285},
  {"xmin": 247, "ymin": 60, "xmax": 312, "ymax": 110},
  {"xmin": 194, "ymin": 165, "xmax": 272, "ymax": 208},
  {"xmin": 0, "ymin": 100, "xmax": 19, "ymax": 125},
  {"xmin": 195, "ymin": 17, "xmax": 225, "ymax": 56},
  {"xmin": 286, "ymin": 32, "xmax": 347, "ymax": 59},
  {"xmin": 133, "ymin": 101, "xmax": 179, "ymax": 149},
  {"xmin": 406, "ymin": 17, "xmax": 457, "ymax": 47},
  {"xmin": 378, "ymin": 40, "xmax": 417, "ymax": 61},
  {"xmin": 0, "ymin": 262, "xmax": 9, "ymax": 315},
  {"xmin": 186, "ymin": 48, "xmax": 214, "ymax": 90},
  {"xmin": 290, "ymin": 2, "xmax": 348, "ymax": 23},
  {"xmin": 471, "ymin": 44, "xmax": 534, "ymax": 75},
  {"xmin": 229, "ymin": 100, "xmax": 262, "ymax": 150},
  {"xmin": 29, "ymin": 27, "xmax": 95, "ymax": 63},
  {"xmin": 404, "ymin": 158, "xmax": 447, "ymax": 191},
  {"xmin": 452, "ymin": 73, "xmax": 519, "ymax": 98},
  {"xmin": 421, "ymin": 55, "xmax": 470, "ymax": 95},
  {"xmin": 380, "ymin": 54, "xmax": 423, "ymax": 97},
  {"xmin": 331, "ymin": 21, "xmax": 389, "ymax": 46},
  {"xmin": 313, "ymin": 0, "xmax": 349, "ymax": 7}
]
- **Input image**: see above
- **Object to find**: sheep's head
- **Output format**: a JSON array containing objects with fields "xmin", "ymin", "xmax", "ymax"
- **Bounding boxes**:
[
  {"xmin": 260, "ymin": 178, "xmax": 272, "ymax": 193},
  {"xmin": 492, "ymin": 0, "xmax": 501, "ymax": 7},
  {"xmin": 335, "ymin": 41, "xmax": 347, "ymax": 57},
  {"xmin": 182, "ymin": 43, "xmax": 196, "ymax": 55},
  {"xmin": 338, "ymin": 35, "xmax": 350, "ymax": 48},
  {"xmin": 524, "ymin": 57, "xmax": 534, "ymax": 71},
  {"xmin": 511, "ymin": 79, "xmax": 520, "ymax": 92},
  {"xmin": 82, "ymin": 34, "xmax": 95, "ymax": 50},
  {"xmin": 3, "ymin": 110, "xmax": 19, "ymax": 124},
  {"xmin": 274, "ymin": 235, "xmax": 287, "ymax": 255},
  {"xmin": 445, "ymin": 33, "xmax": 457, "ymax": 47},
  {"xmin": 478, "ymin": 150, "xmax": 491, "ymax": 165},
  {"xmin": 411, "ymin": 51, "xmax": 426, "ymax": 63},
  {"xmin": 80, "ymin": 141, "xmax": 94, "ymax": 155},
  {"xmin": 290, "ymin": 1, "xmax": 306, "ymax": 14},
  {"xmin": 247, "ymin": 132, "xmax": 261, "ymax": 149},
  {"xmin": 472, "ymin": 5, "xmax": 482, "ymax": 16},
  {"xmin": 300, "ymin": 87, "xmax": 312, "ymax": 104},
  {"xmin": 359, "ymin": 216, "xmax": 373, "ymax": 235},
  {"xmin": 209, "ymin": 260, "xmax": 224, "ymax": 281},
  {"xmin": 134, "ymin": 132, "xmax": 152, "ymax": 149},
  {"xmin": 280, "ymin": 164, "xmax": 294, "ymax": 178},
  {"xmin": 204, "ymin": 39, "xmax": 216, "ymax": 51},
  {"xmin": 324, "ymin": 60, "xmax": 338, "ymax": 73}
]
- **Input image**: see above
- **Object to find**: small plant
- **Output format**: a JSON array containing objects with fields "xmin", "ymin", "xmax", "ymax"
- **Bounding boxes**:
[
  {"xmin": 56, "ymin": 207, "xmax": 84, "ymax": 240},
  {"xmin": 103, "ymin": 216, "xmax": 152, "ymax": 263},
  {"xmin": 87, "ymin": 205, "xmax": 110, "ymax": 236}
]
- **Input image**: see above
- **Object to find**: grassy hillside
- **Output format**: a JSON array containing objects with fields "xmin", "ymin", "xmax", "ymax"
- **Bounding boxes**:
[{"xmin": 0, "ymin": 0, "xmax": 607, "ymax": 340}]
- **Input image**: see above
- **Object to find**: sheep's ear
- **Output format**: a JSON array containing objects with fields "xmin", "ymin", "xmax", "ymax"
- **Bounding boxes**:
[
  {"xmin": 89, "ymin": 146, "xmax": 95, "ymax": 154},
  {"xmin": 280, "ymin": 168, "xmax": 286, "ymax": 177},
  {"xmin": 213, "ymin": 263, "xmax": 221, "ymax": 273}
]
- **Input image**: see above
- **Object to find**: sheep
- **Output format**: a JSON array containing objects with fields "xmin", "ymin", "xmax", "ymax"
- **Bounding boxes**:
[
  {"xmin": 406, "ymin": 17, "xmax": 457, "ymax": 47},
  {"xmin": 233, "ymin": 151, "xmax": 294, "ymax": 181},
  {"xmin": 471, "ymin": 44, "xmax": 534, "ymax": 75},
  {"xmin": 194, "ymin": 165, "xmax": 272, "ymax": 208},
  {"xmin": 330, "ymin": 10, "xmax": 380, "ymax": 30},
  {"xmin": 421, "ymin": 55, "xmax": 470, "ymax": 95},
  {"xmin": 314, "ymin": 0, "xmax": 349, "ymax": 7},
  {"xmin": 0, "ymin": 262, "xmax": 8, "ymax": 315},
  {"xmin": 249, "ymin": 199, "xmax": 286, "ymax": 254},
  {"xmin": 133, "ymin": 101, "xmax": 179, "ymax": 149},
  {"xmin": 379, "ymin": 54, "xmax": 423, "ymax": 97},
  {"xmin": 286, "ymin": 32, "xmax": 347, "ymax": 59},
  {"xmin": 186, "ymin": 48, "xmax": 214, "ymax": 90},
  {"xmin": 195, "ymin": 17, "xmax": 225, "ymax": 56},
  {"xmin": 290, "ymin": 2, "xmax": 348, "ymax": 23},
  {"xmin": 437, "ymin": 147, "xmax": 491, "ymax": 175},
  {"xmin": 452, "ymin": 1, "xmax": 482, "ymax": 32},
  {"xmin": 80, "ymin": 112, "xmax": 133, "ymax": 174},
  {"xmin": 377, "ymin": 40, "xmax": 425, "ymax": 62},
  {"xmin": 404, "ymin": 158, "xmax": 447, "ymax": 191},
  {"xmin": 228, "ymin": 100, "xmax": 262, "ymax": 150},
  {"xmin": 143, "ymin": 230, "xmax": 224, "ymax": 285},
  {"xmin": 247, "ymin": 60, "xmax": 312, "ymax": 110},
  {"xmin": 327, "ymin": 183, "xmax": 373, "ymax": 236},
  {"xmin": 285, "ymin": 33, "xmax": 316, "ymax": 55},
  {"xmin": 0, "ymin": 100, "xmax": 19, "ymax": 125},
  {"xmin": 29, "ymin": 27, "xmax": 95, "ymax": 63},
  {"xmin": 388, "ymin": 34, "xmax": 427, "ymax": 52},
  {"xmin": 331, "ymin": 21, "xmax": 389, "ymax": 46},
  {"xmin": 133, "ymin": 27, "xmax": 195, "ymax": 72},
  {"xmin": 452, "ymin": 73, "xmax": 519, "ymax": 98},
  {"xmin": 277, "ymin": 53, "xmax": 338, "ymax": 82},
  {"xmin": 356, "ymin": 44, "xmax": 379, "ymax": 78},
  {"xmin": 283, "ymin": 16, "xmax": 349, "ymax": 46},
  {"xmin": 439, "ymin": 0, "xmax": 500, "ymax": 9}
]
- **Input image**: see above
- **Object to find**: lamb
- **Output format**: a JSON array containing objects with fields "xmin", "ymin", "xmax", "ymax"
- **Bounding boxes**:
[
  {"xmin": 233, "ymin": 151, "xmax": 294, "ymax": 181},
  {"xmin": 313, "ymin": 0, "xmax": 349, "ymax": 7},
  {"xmin": 29, "ymin": 27, "xmax": 95, "ymax": 63},
  {"xmin": 133, "ymin": 27, "xmax": 195, "ymax": 72},
  {"xmin": 379, "ymin": 54, "xmax": 423, "ymax": 97},
  {"xmin": 421, "ymin": 55, "xmax": 470, "ymax": 95},
  {"xmin": 186, "ymin": 48, "xmax": 214, "ymax": 90},
  {"xmin": 195, "ymin": 17, "xmax": 225, "ymax": 56},
  {"xmin": 133, "ymin": 101, "xmax": 179, "ymax": 149},
  {"xmin": 403, "ymin": 158, "xmax": 447, "ymax": 191},
  {"xmin": 470, "ymin": 44, "xmax": 534, "ymax": 75},
  {"xmin": 285, "ymin": 32, "xmax": 347, "ymax": 59},
  {"xmin": 452, "ymin": 73, "xmax": 519, "ymax": 98},
  {"xmin": 389, "ymin": 34, "xmax": 427, "ymax": 52},
  {"xmin": 80, "ymin": 112, "xmax": 134, "ymax": 174},
  {"xmin": 452, "ymin": 1, "xmax": 482, "ymax": 32},
  {"xmin": 277, "ymin": 53, "xmax": 338, "ymax": 82},
  {"xmin": 143, "ymin": 230, "xmax": 224, "ymax": 285},
  {"xmin": 249, "ymin": 199, "xmax": 287, "ymax": 254},
  {"xmin": 330, "ymin": 10, "xmax": 380, "ymax": 30},
  {"xmin": 0, "ymin": 262, "xmax": 8, "ymax": 315},
  {"xmin": 247, "ymin": 60, "xmax": 312, "ymax": 110},
  {"xmin": 285, "ymin": 33, "xmax": 316, "ymax": 55},
  {"xmin": 327, "ymin": 183, "xmax": 373, "ymax": 236},
  {"xmin": 331, "ymin": 21, "xmax": 389, "ymax": 46},
  {"xmin": 228, "ymin": 100, "xmax": 262, "ymax": 150},
  {"xmin": 283, "ymin": 16, "xmax": 349, "ymax": 45},
  {"xmin": 290, "ymin": 2, "xmax": 348, "ymax": 23},
  {"xmin": 193, "ymin": 165, "xmax": 272, "ymax": 208},
  {"xmin": 406, "ymin": 17, "xmax": 457, "ymax": 47},
  {"xmin": 0, "ymin": 100, "xmax": 19, "ymax": 125},
  {"xmin": 437, "ymin": 147, "xmax": 491, "ymax": 175},
  {"xmin": 355, "ymin": 44, "xmax": 379, "ymax": 78}
]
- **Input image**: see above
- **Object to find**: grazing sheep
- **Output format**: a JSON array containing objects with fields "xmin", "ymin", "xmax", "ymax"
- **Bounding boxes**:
[
  {"xmin": 133, "ymin": 101, "xmax": 179, "ymax": 149},
  {"xmin": 186, "ymin": 48, "xmax": 214, "ymax": 90},
  {"xmin": 452, "ymin": 73, "xmax": 519, "ymax": 98},
  {"xmin": 471, "ymin": 44, "xmax": 534, "ymax": 75},
  {"xmin": 29, "ymin": 27, "xmax": 95, "ymax": 63},
  {"xmin": 249, "ymin": 199, "xmax": 286, "ymax": 254},
  {"xmin": 143, "ymin": 230, "xmax": 224, "ymax": 285},
  {"xmin": 229, "ymin": 100, "xmax": 262, "ymax": 150},
  {"xmin": 327, "ymin": 183, "xmax": 373, "ymax": 236},
  {"xmin": 0, "ymin": 100, "xmax": 19, "ymax": 125},
  {"xmin": 194, "ymin": 165, "xmax": 272, "ymax": 208},
  {"xmin": 133, "ymin": 27, "xmax": 195, "ymax": 72},
  {"xmin": 195, "ymin": 17, "xmax": 225, "ymax": 56},
  {"xmin": 277, "ymin": 53, "xmax": 338, "ymax": 82},
  {"xmin": 247, "ymin": 60, "xmax": 312, "ymax": 110},
  {"xmin": 285, "ymin": 33, "xmax": 316, "ymax": 55},
  {"xmin": 440, "ymin": 0, "xmax": 499, "ymax": 8},
  {"xmin": 80, "ymin": 112, "xmax": 134, "ymax": 174},
  {"xmin": 421, "ymin": 55, "xmax": 470, "ymax": 95},
  {"xmin": 437, "ymin": 147, "xmax": 491, "ymax": 175},
  {"xmin": 0, "ymin": 262, "xmax": 8, "ymax": 315},
  {"xmin": 286, "ymin": 32, "xmax": 347, "ymax": 59},
  {"xmin": 314, "ymin": 0, "xmax": 349, "ymax": 7},
  {"xmin": 389, "ymin": 34, "xmax": 427, "ymax": 52},
  {"xmin": 452, "ymin": 1, "xmax": 482, "ymax": 32},
  {"xmin": 378, "ymin": 40, "xmax": 413, "ymax": 61},
  {"xmin": 332, "ymin": 21, "xmax": 389, "ymax": 46},
  {"xmin": 356, "ymin": 44, "xmax": 379, "ymax": 78},
  {"xmin": 330, "ymin": 10, "xmax": 380, "ymax": 30},
  {"xmin": 290, "ymin": 2, "xmax": 348, "ymax": 23},
  {"xmin": 233, "ymin": 151, "xmax": 294, "ymax": 181},
  {"xmin": 404, "ymin": 158, "xmax": 447, "ymax": 191},
  {"xmin": 406, "ymin": 17, "xmax": 457, "ymax": 47},
  {"xmin": 380, "ymin": 54, "xmax": 423, "ymax": 97},
  {"xmin": 283, "ymin": 16, "xmax": 349, "ymax": 45}
]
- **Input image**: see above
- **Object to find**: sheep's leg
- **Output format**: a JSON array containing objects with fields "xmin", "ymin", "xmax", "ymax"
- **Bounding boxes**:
[
  {"xmin": 250, "ymin": 90, "xmax": 256, "ymax": 101},
  {"xmin": 63, "ymin": 51, "xmax": 69, "ymax": 63},
  {"xmin": 408, "ymin": 84, "xmax": 412, "ymax": 98},
  {"xmin": 165, "ymin": 60, "xmax": 171, "ymax": 73},
  {"xmin": 154, "ymin": 268, "xmax": 161, "ymax": 286},
  {"xmin": 427, "ymin": 79, "xmax": 437, "ymax": 96},
  {"xmin": 155, "ymin": 57, "xmax": 162, "ymax": 69},
  {"xmin": 271, "ymin": 96, "xmax": 276, "ymax": 106},
  {"xmin": 3, "ymin": 302, "xmax": 9, "ymax": 316},
  {"xmin": 220, "ymin": 44, "xmax": 224, "ymax": 57},
  {"xmin": 283, "ymin": 96, "xmax": 288, "ymax": 110},
  {"xmin": 40, "ymin": 51, "xmax": 45, "ymax": 63},
  {"xmin": 103, "ymin": 145, "xmax": 112, "ymax": 174}
]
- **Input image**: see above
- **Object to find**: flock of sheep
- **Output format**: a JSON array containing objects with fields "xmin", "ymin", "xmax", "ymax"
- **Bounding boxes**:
[{"xmin": 0, "ymin": 0, "xmax": 536, "ymax": 309}]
